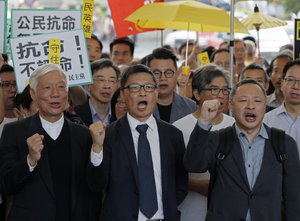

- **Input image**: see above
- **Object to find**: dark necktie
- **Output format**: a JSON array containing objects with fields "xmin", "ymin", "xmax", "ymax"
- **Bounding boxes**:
[{"xmin": 136, "ymin": 124, "xmax": 158, "ymax": 219}]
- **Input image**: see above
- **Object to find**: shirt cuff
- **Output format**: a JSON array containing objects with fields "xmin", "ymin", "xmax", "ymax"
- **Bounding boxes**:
[
  {"xmin": 90, "ymin": 148, "xmax": 103, "ymax": 167},
  {"xmin": 197, "ymin": 120, "xmax": 212, "ymax": 131},
  {"xmin": 27, "ymin": 155, "xmax": 37, "ymax": 172}
]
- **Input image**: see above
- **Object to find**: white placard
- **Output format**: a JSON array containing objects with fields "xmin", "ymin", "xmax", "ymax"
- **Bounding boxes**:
[
  {"xmin": 11, "ymin": 9, "xmax": 81, "ymax": 37},
  {"xmin": 10, "ymin": 29, "xmax": 92, "ymax": 93},
  {"xmin": 0, "ymin": 0, "xmax": 7, "ymax": 53}
]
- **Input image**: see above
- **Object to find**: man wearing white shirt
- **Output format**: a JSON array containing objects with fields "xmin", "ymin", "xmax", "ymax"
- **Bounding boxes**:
[
  {"xmin": 0, "ymin": 64, "xmax": 104, "ymax": 221},
  {"xmin": 94, "ymin": 64, "xmax": 188, "ymax": 221}
]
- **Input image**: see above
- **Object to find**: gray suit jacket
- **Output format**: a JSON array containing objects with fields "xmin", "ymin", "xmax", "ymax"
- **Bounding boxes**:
[
  {"xmin": 184, "ymin": 123, "xmax": 300, "ymax": 221},
  {"xmin": 154, "ymin": 93, "xmax": 197, "ymax": 123}
]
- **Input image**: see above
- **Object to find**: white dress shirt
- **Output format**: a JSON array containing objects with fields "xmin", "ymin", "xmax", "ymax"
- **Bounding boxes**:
[{"xmin": 127, "ymin": 113, "xmax": 164, "ymax": 221}]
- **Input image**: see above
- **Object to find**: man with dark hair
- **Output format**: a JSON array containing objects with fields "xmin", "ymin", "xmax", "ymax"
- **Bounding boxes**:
[
  {"xmin": 264, "ymin": 59, "xmax": 300, "ymax": 155},
  {"xmin": 0, "ymin": 64, "xmax": 17, "ymax": 137},
  {"xmin": 86, "ymin": 34, "xmax": 103, "ymax": 62},
  {"xmin": 109, "ymin": 37, "xmax": 135, "ymax": 65},
  {"xmin": 210, "ymin": 48, "xmax": 235, "ymax": 72},
  {"xmin": 173, "ymin": 64, "xmax": 234, "ymax": 221},
  {"xmin": 267, "ymin": 52, "xmax": 292, "ymax": 108},
  {"xmin": 184, "ymin": 78, "xmax": 300, "ymax": 220},
  {"xmin": 147, "ymin": 47, "xmax": 197, "ymax": 123},
  {"xmin": 95, "ymin": 64, "xmax": 188, "ymax": 221},
  {"xmin": 74, "ymin": 58, "xmax": 120, "ymax": 126}
]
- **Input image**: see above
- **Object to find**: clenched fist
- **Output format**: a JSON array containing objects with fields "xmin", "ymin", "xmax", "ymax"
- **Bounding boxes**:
[
  {"xmin": 27, "ymin": 133, "xmax": 44, "ymax": 166},
  {"xmin": 198, "ymin": 99, "xmax": 220, "ymax": 125},
  {"xmin": 89, "ymin": 121, "xmax": 106, "ymax": 153}
]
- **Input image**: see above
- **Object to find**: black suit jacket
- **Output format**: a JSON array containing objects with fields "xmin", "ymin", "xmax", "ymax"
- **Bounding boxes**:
[
  {"xmin": 74, "ymin": 101, "xmax": 93, "ymax": 127},
  {"xmin": 184, "ymin": 124, "xmax": 300, "ymax": 221},
  {"xmin": 0, "ymin": 114, "xmax": 102, "ymax": 221},
  {"xmin": 96, "ymin": 115, "xmax": 188, "ymax": 221}
]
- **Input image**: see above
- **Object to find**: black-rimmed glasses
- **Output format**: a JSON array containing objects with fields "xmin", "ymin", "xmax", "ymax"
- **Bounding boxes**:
[
  {"xmin": 201, "ymin": 87, "xmax": 230, "ymax": 95},
  {"xmin": 153, "ymin": 69, "xmax": 175, "ymax": 78},
  {"xmin": 122, "ymin": 83, "xmax": 157, "ymax": 93}
]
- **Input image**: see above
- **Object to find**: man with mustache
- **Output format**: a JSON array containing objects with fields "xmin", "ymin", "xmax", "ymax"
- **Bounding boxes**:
[
  {"xmin": 264, "ymin": 59, "xmax": 300, "ymax": 157},
  {"xmin": 184, "ymin": 79, "xmax": 300, "ymax": 220},
  {"xmin": 74, "ymin": 59, "xmax": 120, "ymax": 126},
  {"xmin": 94, "ymin": 64, "xmax": 188, "ymax": 221}
]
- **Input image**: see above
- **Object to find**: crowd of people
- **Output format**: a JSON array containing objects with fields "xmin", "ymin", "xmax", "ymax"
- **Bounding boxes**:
[{"xmin": 0, "ymin": 32, "xmax": 300, "ymax": 221}]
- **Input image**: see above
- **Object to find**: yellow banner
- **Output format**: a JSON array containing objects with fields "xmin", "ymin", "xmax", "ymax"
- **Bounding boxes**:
[
  {"xmin": 49, "ymin": 39, "xmax": 61, "ymax": 64},
  {"xmin": 198, "ymin": 51, "xmax": 210, "ymax": 65},
  {"xmin": 296, "ymin": 21, "xmax": 300, "ymax": 41},
  {"xmin": 82, "ymin": 0, "xmax": 94, "ymax": 38}
]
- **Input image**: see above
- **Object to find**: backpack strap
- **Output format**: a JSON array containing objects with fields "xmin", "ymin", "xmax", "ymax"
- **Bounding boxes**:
[
  {"xmin": 271, "ymin": 127, "xmax": 287, "ymax": 162},
  {"xmin": 208, "ymin": 126, "xmax": 234, "ymax": 207}
]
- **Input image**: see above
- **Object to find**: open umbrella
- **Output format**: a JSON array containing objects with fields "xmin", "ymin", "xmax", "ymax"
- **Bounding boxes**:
[
  {"xmin": 241, "ymin": 4, "xmax": 287, "ymax": 55},
  {"xmin": 125, "ymin": 0, "xmax": 248, "ymax": 68}
]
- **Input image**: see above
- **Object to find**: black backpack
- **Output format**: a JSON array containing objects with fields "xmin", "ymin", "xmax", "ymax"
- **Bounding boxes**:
[{"xmin": 208, "ymin": 126, "xmax": 286, "ymax": 207}]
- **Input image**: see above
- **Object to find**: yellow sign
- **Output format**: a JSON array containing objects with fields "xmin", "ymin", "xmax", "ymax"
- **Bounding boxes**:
[
  {"xmin": 82, "ymin": 0, "xmax": 94, "ymax": 38},
  {"xmin": 297, "ymin": 21, "xmax": 300, "ymax": 41},
  {"xmin": 49, "ymin": 39, "xmax": 61, "ymax": 64},
  {"xmin": 182, "ymin": 65, "xmax": 190, "ymax": 77},
  {"xmin": 198, "ymin": 51, "xmax": 210, "ymax": 65}
]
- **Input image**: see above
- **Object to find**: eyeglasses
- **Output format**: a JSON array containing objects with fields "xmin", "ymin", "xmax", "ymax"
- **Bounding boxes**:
[
  {"xmin": 153, "ymin": 69, "xmax": 175, "ymax": 78},
  {"xmin": 122, "ymin": 83, "xmax": 157, "ymax": 93},
  {"xmin": 283, "ymin": 78, "xmax": 300, "ymax": 86},
  {"xmin": 201, "ymin": 87, "xmax": 230, "ymax": 95},
  {"xmin": 116, "ymin": 99, "xmax": 126, "ymax": 108},
  {"xmin": 0, "ymin": 81, "xmax": 16, "ymax": 88}
]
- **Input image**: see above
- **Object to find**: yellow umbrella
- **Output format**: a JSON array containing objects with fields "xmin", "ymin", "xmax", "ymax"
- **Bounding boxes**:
[
  {"xmin": 125, "ymin": 0, "xmax": 248, "ymax": 68},
  {"xmin": 241, "ymin": 4, "xmax": 287, "ymax": 55},
  {"xmin": 125, "ymin": 0, "xmax": 248, "ymax": 33}
]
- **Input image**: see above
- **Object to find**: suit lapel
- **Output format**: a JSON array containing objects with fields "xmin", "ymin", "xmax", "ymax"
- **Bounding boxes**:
[
  {"xmin": 68, "ymin": 120, "xmax": 84, "ymax": 212},
  {"xmin": 119, "ymin": 117, "xmax": 139, "ymax": 187},
  {"xmin": 252, "ymin": 138, "xmax": 275, "ymax": 192},
  {"xmin": 157, "ymin": 120, "xmax": 168, "ymax": 201},
  {"xmin": 27, "ymin": 114, "xmax": 55, "ymax": 199}
]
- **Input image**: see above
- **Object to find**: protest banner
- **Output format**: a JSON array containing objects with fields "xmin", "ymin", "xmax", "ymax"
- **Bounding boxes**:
[
  {"xmin": 10, "ymin": 29, "xmax": 92, "ymax": 93},
  {"xmin": 11, "ymin": 9, "xmax": 81, "ymax": 37},
  {"xmin": 0, "ymin": 0, "xmax": 7, "ymax": 53}
]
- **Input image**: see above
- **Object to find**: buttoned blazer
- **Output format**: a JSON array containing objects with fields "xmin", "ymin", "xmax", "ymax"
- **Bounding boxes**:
[
  {"xmin": 97, "ymin": 115, "xmax": 188, "ymax": 221},
  {"xmin": 184, "ymin": 124, "xmax": 300, "ymax": 221},
  {"xmin": 0, "ymin": 113, "xmax": 102, "ymax": 221}
]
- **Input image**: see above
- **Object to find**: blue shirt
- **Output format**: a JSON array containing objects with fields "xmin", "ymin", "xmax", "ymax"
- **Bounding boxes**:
[
  {"xmin": 264, "ymin": 103, "xmax": 300, "ymax": 157},
  {"xmin": 198, "ymin": 121, "xmax": 268, "ymax": 221},
  {"xmin": 88, "ymin": 99, "xmax": 112, "ymax": 125},
  {"xmin": 235, "ymin": 124, "xmax": 268, "ymax": 221}
]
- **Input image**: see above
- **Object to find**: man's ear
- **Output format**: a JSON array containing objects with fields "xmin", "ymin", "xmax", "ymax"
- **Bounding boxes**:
[{"xmin": 29, "ymin": 88, "xmax": 36, "ymax": 102}]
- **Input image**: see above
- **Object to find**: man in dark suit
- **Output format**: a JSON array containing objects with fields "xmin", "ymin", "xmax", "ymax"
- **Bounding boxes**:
[
  {"xmin": 0, "ymin": 63, "xmax": 104, "ymax": 221},
  {"xmin": 92, "ymin": 64, "xmax": 188, "ymax": 221},
  {"xmin": 74, "ymin": 58, "xmax": 120, "ymax": 127},
  {"xmin": 184, "ymin": 79, "xmax": 300, "ymax": 221}
]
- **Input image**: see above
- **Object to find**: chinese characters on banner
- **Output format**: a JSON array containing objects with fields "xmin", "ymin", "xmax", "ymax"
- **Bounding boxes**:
[
  {"xmin": 0, "ymin": 0, "xmax": 7, "ymax": 53},
  {"xmin": 10, "ymin": 29, "xmax": 92, "ymax": 93},
  {"xmin": 10, "ymin": 9, "xmax": 82, "ymax": 37},
  {"xmin": 108, "ymin": 0, "xmax": 164, "ymax": 38},
  {"xmin": 81, "ymin": 0, "xmax": 94, "ymax": 38}
]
